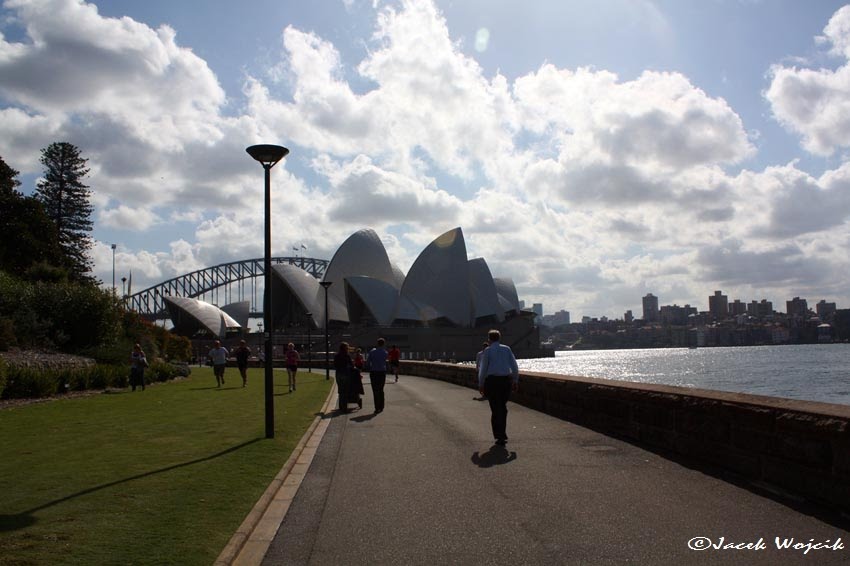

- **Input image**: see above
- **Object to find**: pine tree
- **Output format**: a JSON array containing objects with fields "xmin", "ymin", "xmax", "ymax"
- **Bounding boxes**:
[{"xmin": 34, "ymin": 142, "xmax": 94, "ymax": 279}]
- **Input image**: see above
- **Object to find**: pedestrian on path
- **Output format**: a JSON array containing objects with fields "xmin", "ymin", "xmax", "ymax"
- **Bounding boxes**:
[
  {"xmin": 366, "ymin": 337, "xmax": 389, "ymax": 414},
  {"xmin": 285, "ymin": 343, "xmax": 300, "ymax": 392},
  {"xmin": 474, "ymin": 341, "xmax": 489, "ymax": 401},
  {"xmin": 208, "ymin": 340, "xmax": 229, "ymax": 387},
  {"xmin": 333, "ymin": 342, "xmax": 360, "ymax": 412},
  {"xmin": 477, "ymin": 330, "xmax": 519, "ymax": 446},
  {"xmin": 130, "ymin": 343, "xmax": 148, "ymax": 391},
  {"xmin": 388, "ymin": 344, "xmax": 401, "ymax": 382},
  {"xmin": 234, "ymin": 340, "xmax": 251, "ymax": 387},
  {"xmin": 353, "ymin": 347, "xmax": 365, "ymax": 397}
]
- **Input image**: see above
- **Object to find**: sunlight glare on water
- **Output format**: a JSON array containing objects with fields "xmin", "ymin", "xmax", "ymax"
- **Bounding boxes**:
[{"xmin": 517, "ymin": 344, "xmax": 850, "ymax": 406}]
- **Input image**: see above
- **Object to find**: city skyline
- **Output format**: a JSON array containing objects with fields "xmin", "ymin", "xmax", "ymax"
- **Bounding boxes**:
[{"xmin": 4, "ymin": 1, "xmax": 850, "ymax": 319}]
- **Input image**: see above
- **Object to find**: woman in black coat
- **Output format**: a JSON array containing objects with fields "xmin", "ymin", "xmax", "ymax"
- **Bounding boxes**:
[{"xmin": 333, "ymin": 342, "xmax": 361, "ymax": 412}]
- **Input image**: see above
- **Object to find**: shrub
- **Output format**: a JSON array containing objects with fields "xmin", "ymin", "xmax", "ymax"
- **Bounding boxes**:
[
  {"xmin": 0, "ymin": 318, "xmax": 16, "ymax": 351},
  {"xmin": 1, "ymin": 365, "xmax": 61, "ymax": 399},
  {"xmin": 0, "ymin": 356, "xmax": 6, "ymax": 398},
  {"xmin": 148, "ymin": 360, "xmax": 177, "ymax": 383},
  {"xmin": 0, "ymin": 271, "xmax": 122, "ymax": 352},
  {"xmin": 0, "ymin": 363, "xmax": 132, "ymax": 399}
]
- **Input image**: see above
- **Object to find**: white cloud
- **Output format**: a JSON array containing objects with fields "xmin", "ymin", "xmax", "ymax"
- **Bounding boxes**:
[
  {"xmin": 99, "ymin": 205, "xmax": 160, "ymax": 231},
  {"xmin": 766, "ymin": 5, "xmax": 850, "ymax": 156},
  {"xmin": 11, "ymin": 0, "xmax": 850, "ymax": 319}
]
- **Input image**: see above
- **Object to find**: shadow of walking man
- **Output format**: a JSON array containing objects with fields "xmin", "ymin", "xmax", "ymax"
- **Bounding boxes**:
[{"xmin": 471, "ymin": 445, "xmax": 517, "ymax": 468}]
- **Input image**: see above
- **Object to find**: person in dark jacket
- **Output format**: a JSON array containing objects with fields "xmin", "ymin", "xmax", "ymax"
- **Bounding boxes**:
[
  {"xmin": 334, "ymin": 342, "xmax": 359, "ymax": 413},
  {"xmin": 130, "ymin": 343, "xmax": 147, "ymax": 391},
  {"xmin": 365, "ymin": 338, "xmax": 389, "ymax": 414}
]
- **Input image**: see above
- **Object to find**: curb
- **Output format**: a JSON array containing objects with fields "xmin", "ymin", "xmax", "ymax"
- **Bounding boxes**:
[{"xmin": 214, "ymin": 379, "xmax": 337, "ymax": 566}]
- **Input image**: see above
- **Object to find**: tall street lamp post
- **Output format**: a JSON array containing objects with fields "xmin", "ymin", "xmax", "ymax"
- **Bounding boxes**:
[
  {"xmin": 319, "ymin": 281, "xmax": 332, "ymax": 380},
  {"xmin": 305, "ymin": 312, "xmax": 312, "ymax": 373},
  {"xmin": 246, "ymin": 144, "xmax": 290, "ymax": 439},
  {"xmin": 111, "ymin": 244, "xmax": 117, "ymax": 298}
]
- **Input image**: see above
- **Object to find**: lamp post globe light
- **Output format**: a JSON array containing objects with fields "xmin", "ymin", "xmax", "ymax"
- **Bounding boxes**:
[
  {"xmin": 246, "ymin": 143, "xmax": 289, "ymax": 439},
  {"xmin": 111, "ymin": 243, "xmax": 117, "ymax": 298},
  {"xmin": 319, "ymin": 281, "xmax": 332, "ymax": 380}
]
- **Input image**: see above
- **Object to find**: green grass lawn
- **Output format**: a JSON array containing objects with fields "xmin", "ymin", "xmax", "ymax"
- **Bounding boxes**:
[{"xmin": 0, "ymin": 367, "xmax": 332, "ymax": 566}]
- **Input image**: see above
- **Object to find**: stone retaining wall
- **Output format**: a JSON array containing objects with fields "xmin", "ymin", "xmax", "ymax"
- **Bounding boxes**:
[{"xmin": 401, "ymin": 360, "xmax": 850, "ymax": 512}]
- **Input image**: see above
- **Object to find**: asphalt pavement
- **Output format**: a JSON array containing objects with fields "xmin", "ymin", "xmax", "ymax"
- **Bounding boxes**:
[{"xmin": 257, "ymin": 374, "xmax": 849, "ymax": 565}]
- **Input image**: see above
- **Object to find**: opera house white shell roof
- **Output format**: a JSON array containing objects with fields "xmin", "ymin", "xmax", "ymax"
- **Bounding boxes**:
[
  {"xmin": 271, "ymin": 227, "xmax": 522, "ymax": 329},
  {"xmin": 164, "ymin": 296, "xmax": 242, "ymax": 339}
]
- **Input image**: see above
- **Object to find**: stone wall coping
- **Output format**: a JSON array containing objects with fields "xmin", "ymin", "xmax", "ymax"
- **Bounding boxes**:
[{"xmin": 404, "ymin": 360, "xmax": 850, "ymax": 420}]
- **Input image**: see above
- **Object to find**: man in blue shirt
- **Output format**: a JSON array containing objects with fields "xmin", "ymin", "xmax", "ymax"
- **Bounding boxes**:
[
  {"xmin": 477, "ymin": 330, "xmax": 519, "ymax": 446},
  {"xmin": 366, "ymin": 337, "xmax": 389, "ymax": 414}
]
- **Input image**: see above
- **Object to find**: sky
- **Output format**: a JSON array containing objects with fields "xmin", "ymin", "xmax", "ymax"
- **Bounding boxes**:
[{"xmin": 3, "ymin": 0, "xmax": 850, "ymax": 320}]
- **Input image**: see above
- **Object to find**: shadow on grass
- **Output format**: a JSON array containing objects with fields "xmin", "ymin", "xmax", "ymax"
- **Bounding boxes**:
[{"xmin": 0, "ymin": 438, "xmax": 263, "ymax": 533}]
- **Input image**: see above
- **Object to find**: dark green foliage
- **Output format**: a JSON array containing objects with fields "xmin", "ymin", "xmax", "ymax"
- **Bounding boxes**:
[
  {"xmin": 0, "ymin": 356, "xmax": 6, "ymax": 397},
  {"xmin": 0, "ymin": 318, "xmax": 15, "ymax": 351},
  {"xmin": 34, "ymin": 142, "xmax": 94, "ymax": 280},
  {"xmin": 0, "ymin": 364, "xmax": 129, "ymax": 399},
  {"xmin": 0, "ymin": 271, "xmax": 121, "ymax": 351},
  {"xmin": 0, "ymin": 155, "xmax": 66, "ymax": 276},
  {"xmin": 1, "ymin": 365, "xmax": 61, "ymax": 398}
]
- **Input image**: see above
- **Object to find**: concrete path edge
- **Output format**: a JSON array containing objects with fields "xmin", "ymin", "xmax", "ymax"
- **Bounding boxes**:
[{"xmin": 214, "ymin": 380, "xmax": 338, "ymax": 566}]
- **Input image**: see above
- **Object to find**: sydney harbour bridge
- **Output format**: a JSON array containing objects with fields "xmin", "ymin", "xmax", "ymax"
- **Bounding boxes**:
[{"xmin": 125, "ymin": 256, "xmax": 328, "ymax": 320}]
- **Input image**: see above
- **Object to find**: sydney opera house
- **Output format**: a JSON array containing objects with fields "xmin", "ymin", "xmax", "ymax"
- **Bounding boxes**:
[{"xmin": 164, "ymin": 227, "xmax": 541, "ymax": 361}]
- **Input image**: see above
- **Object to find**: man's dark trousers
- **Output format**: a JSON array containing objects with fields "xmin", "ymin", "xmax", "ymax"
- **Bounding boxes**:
[
  {"xmin": 484, "ymin": 375, "xmax": 511, "ymax": 441},
  {"xmin": 370, "ymin": 371, "xmax": 387, "ymax": 412}
]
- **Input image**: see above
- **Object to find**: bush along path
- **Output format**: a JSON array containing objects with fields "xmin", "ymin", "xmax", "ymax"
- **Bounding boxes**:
[{"xmin": 0, "ymin": 348, "xmax": 191, "ymax": 401}]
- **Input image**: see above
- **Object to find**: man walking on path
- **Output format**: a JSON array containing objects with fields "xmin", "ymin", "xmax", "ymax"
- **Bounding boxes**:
[
  {"xmin": 477, "ymin": 329, "xmax": 519, "ymax": 446},
  {"xmin": 366, "ymin": 338, "xmax": 389, "ymax": 414},
  {"xmin": 208, "ymin": 340, "xmax": 230, "ymax": 387}
]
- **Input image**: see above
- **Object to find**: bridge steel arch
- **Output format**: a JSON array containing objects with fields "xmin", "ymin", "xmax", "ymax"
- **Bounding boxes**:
[{"xmin": 126, "ymin": 256, "xmax": 328, "ymax": 320}]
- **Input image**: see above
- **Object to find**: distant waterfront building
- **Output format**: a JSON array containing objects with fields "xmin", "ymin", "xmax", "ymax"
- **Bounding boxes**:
[
  {"xmin": 747, "ymin": 299, "xmax": 773, "ymax": 318},
  {"xmin": 660, "ymin": 304, "xmax": 697, "ymax": 326},
  {"xmin": 624, "ymin": 310, "xmax": 633, "ymax": 323},
  {"xmin": 729, "ymin": 299, "xmax": 747, "ymax": 316},
  {"xmin": 709, "ymin": 290, "xmax": 729, "ymax": 320},
  {"xmin": 642, "ymin": 293, "xmax": 659, "ymax": 322},
  {"xmin": 532, "ymin": 303, "xmax": 543, "ymax": 319},
  {"xmin": 786, "ymin": 297, "xmax": 808, "ymax": 318},
  {"xmin": 551, "ymin": 309, "xmax": 570, "ymax": 326},
  {"xmin": 816, "ymin": 300, "xmax": 837, "ymax": 319}
]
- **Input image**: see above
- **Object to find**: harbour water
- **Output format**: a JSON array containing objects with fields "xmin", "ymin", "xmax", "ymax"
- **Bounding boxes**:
[{"xmin": 516, "ymin": 344, "xmax": 850, "ymax": 407}]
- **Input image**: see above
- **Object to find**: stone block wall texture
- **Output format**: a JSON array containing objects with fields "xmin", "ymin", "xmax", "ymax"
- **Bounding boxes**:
[{"xmin": 401, "ymin": 361, "xmax": 850, "ymax": 512}]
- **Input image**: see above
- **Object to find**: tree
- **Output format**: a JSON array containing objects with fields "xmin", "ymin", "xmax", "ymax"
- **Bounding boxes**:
[
  {"xmin": 0, "ymin": 155, "xmax": 65, "ymax": 277},
  {"xmin": 34, "ymin": 142, "xmax": 94, "ymax": 280}
]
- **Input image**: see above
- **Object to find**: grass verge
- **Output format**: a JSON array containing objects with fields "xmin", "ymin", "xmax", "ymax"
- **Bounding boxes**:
[{"xmin": 0, "ymin": 367, "xmax": 332, "ymax": 566}]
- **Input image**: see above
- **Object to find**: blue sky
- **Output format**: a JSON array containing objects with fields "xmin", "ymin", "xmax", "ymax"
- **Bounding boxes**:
[{"xmin": 3, "ymin": 0, "xmax": 850, "ymax": 319}]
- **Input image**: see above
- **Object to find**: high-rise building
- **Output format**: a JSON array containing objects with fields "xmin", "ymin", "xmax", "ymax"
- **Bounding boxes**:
[
  {"xmin": 748, "ymin": 299, "xmax": 773, "ymax": 318},
  {"xmin": 624, "ymin": 310, "xmax": 633, "ymax": 323},
  {"xmin": 551, "ymin": 310, "xmax": 570, "ymax": 326},
  {"xmin": 660, "ymin": 304, "xmax": 697, "ymax": 326},
  {"xmin": 729, "ymin": 299, "xmax": 747, "ymax": 316},
  {"xmin": 532, "ymin": 303, "xmax": 543, "ymax": 317},
  {"xmin": 816, "ymin": 300, "xmax": 837, "ymax": 319},
  {"xmin": 642, "ymin": 293, "xmax": 659, "ymax": 322},
  {"xmin": 786, "ymin": 297, "xmax": 808, "ymax": 317},
  {"xmin": 709, "ymin": 290, "xmax": 728, "ymax": 320}
]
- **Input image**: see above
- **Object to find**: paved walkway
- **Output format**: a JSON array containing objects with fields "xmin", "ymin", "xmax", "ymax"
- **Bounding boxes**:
[{"xmin": 233, "ymin": 374, "xmax": 850, "ymax": 565}]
